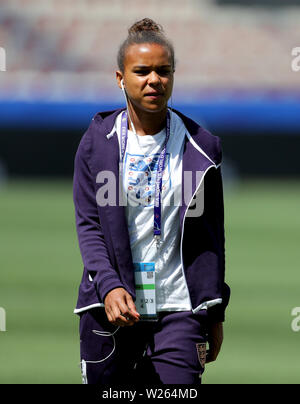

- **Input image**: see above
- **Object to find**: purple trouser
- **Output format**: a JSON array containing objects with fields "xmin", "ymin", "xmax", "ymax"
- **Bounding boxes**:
[{"xmin": 79, "ymin": 308, "xmax": 208, "ymax": 384}]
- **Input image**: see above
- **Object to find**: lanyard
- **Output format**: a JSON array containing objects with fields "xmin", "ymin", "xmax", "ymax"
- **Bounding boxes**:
[{"xmin": 120, "ymin": 109, "xmax": 171, "ymax": 247}]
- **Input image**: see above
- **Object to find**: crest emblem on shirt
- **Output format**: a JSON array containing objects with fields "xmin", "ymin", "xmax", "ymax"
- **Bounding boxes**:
[
  {"xmin": 124, "ymin": 152, "xmax": 170, "ymax": 206},
  {"xmin": 196, "ymin": 342, "xmax": 207, "ymax": 368}
]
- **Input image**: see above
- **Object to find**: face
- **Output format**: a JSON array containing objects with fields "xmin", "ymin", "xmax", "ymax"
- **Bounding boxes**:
[{"xmin": 116, "ymin": 43, "xmax": 174, "ymax": 114}]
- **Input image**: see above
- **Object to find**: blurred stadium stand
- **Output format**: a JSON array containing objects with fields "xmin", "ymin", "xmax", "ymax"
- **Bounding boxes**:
[
  {"xmin": 216, "ymin": 0, "xmax": 300, "ymax": 6},
  {"xmin": 0, "ymin": 0, "xmax": 300, "ymax": 178}
]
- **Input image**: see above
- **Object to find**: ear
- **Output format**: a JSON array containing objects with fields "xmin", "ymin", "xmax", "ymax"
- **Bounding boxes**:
[{"xmin": 116, "ymin": 71, "xmax": 124, "ymax": 90}]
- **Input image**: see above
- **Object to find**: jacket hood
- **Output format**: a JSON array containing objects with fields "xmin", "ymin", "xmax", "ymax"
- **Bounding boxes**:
[{"xmin": 92, "ymin": 107, "xmax": 221, "ymax": 167}]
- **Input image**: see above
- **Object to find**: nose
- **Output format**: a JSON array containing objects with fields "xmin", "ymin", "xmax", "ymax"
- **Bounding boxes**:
[{"xmin": 148, "ymin": 70, "xmax": 160, "ymax": 85}]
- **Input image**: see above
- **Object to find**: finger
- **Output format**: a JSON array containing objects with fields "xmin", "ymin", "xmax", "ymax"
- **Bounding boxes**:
[
  {"xmin": 109, "ymin": 314, "xmax": 125, "ymax": 327},
  {"xmin": 112, "ymin": 301, "xmax": 136, "ymax": 327},
  {"xmin": 105, "ymin": 303, "xmax": 122, "ymax": 326},
  {"xmin": 105, "ymin": 309, "xmax": 113, "ymax": 323},
  {"xmin": 125, "ymin": 294, "xmax": 140, "ymax": 320},
  {"xmin": 118, "ymin": 303, "xmax": 136, "ymax": 326},
  {"xmin": 105, "ymin": 301, "xmax": 131, "ymax": 327},
  {"xmin": 119, "ymin": 314, "xmax": 135, "ymax": 327},
  {"xmin": 119, "ymin": 301, "xmax": 139, "ymax": 322},
  {"xmin": 110, "ymin": 304, "xmax": 125, "ymax": 325},
  {"xmin": 105, "ymin": 308, "xmax": 121, "ymax": 327}
]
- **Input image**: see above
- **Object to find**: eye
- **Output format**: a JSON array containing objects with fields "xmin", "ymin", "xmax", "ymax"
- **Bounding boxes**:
[
  {"xmin": 134, "ymin": 69, "xmax": 150, "ymax": 76},
  {"xmin": 157, "ymin": 68, "xmax": 172, "ymax": 77}
]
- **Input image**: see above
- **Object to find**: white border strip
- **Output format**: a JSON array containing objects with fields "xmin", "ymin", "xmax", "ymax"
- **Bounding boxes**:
[
  {"xmin": 73, "ymin": 303, "xmax": 104, "ymax": 314},
  {"xmin": 180, "ymin": 163, "xmax": 216, "ymax": 311},
  {"xmin": 192, "ymin": 298, "xmax": 222, "ymax": 314},
  {"xmin": 185, "ymin": 130, "xmax": 216, "ymax": 166}
]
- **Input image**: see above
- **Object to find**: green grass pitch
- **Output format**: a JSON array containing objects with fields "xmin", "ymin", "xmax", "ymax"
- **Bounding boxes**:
[{"xmin": 0, "ymin": 179, "xmax": 300, "ymax": 384}]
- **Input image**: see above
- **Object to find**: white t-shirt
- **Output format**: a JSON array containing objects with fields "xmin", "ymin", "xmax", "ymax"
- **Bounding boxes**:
[{"xmin": 115, "ymin": 110, "xmax": 191, "ymax": 311}]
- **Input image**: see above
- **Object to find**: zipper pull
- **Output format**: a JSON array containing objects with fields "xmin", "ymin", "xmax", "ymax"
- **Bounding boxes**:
[
  {"xmin": 106, "ymin": 126, "xmax": 116, "ymax": 139},
  {"xmin": 106, "ymin": 131, "xmax": 115, "ymax": 140}
]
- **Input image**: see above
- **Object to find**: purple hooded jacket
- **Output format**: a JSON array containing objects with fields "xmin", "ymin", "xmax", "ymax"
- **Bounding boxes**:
[{"xmin": 73, "ymin": 108, "xmax": 230, "ymax": 323}]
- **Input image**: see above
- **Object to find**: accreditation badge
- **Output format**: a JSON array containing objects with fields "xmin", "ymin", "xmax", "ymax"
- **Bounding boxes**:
[{"xmin": 134, "ymin": 262, "xmax": 157, "ymax": 321}]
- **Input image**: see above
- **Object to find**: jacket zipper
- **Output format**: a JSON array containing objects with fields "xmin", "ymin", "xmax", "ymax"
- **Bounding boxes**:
[{"xmin": 180, "ymin": 164, "xmax": 216, "ymax": 312}]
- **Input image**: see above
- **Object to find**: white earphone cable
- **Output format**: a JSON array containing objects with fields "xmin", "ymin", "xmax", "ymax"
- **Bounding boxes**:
[{"xmin": 80, "ymin": 326, "xmax": 120, "ymax": 365}]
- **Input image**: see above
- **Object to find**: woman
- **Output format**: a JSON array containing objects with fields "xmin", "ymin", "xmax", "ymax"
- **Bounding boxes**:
[{"xmin": 73, "ymin": 18, "xmax": 230, "ymax": 385}]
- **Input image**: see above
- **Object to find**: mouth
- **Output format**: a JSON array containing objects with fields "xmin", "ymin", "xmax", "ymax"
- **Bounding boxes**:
[{"xmin": 144, "ymin": 92, "xmax": 163, "ymax": 99}]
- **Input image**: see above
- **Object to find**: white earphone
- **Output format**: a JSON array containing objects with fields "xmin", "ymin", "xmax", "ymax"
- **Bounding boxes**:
[{"xmin": 119, "ymin": 78, "xmax": 137, "ymax": 135}]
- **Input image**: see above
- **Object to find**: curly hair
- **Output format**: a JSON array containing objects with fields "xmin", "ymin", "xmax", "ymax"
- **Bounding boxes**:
[{"xmin": 117, "ymin": 18, "xmax": 175, "ymax": 72}]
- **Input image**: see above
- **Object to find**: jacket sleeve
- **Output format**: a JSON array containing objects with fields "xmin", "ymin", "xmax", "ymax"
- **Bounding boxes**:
[
  {"xmin": 206, "ymin": 161, "xmax": 231, "ymax": 323},
  {"xmin": 73, "ymin": 128, "xmax": 125, "ymax": 303}
]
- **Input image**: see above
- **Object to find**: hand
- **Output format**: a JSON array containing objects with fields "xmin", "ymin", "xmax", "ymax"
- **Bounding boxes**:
[
  {"xmin": 206, "ymin": 322, "xmax": 223, "ymax": 363},
  {"xmin": 104, "ymin": 287, "xmax": 140, "ymax": 327}
]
